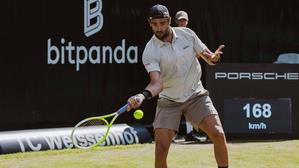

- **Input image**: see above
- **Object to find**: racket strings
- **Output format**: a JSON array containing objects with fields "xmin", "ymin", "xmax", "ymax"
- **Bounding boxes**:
[
  {"xmin": 82, "ymin": 119, "xmax": 105, "ymax": 127},
  {"xmin": 71, "ymin": 110, "xmax": 124, "ymax": 149},
  {"xmin": 71, "ymin": 118, "xmax": 110, "ymax": 148}
]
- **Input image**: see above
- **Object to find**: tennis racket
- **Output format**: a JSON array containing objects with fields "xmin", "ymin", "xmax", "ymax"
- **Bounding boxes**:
[{"xmin": 71, "ymin": 104, "xmax": 128, "ymax": 149}]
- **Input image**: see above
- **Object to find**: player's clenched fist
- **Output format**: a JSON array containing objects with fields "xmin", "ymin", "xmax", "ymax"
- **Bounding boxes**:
[{"xmin": 127, "ymin": 94, "xmax": 145, "ymax": 111}]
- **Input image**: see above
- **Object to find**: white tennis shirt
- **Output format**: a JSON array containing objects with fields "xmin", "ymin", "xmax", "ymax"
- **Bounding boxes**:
[{"xmin": 142, "ymin": 27, "xmax": 207, "ymax": 102}]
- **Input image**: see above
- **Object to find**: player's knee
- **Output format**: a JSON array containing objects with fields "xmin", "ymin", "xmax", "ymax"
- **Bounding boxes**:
[
  {"xmin": 155, "ymin": 141, "xmax": 170, "ymax": 156},
  {"xmin": 210, "ymin": 129, "xmax": 226, "ymax": 144}
]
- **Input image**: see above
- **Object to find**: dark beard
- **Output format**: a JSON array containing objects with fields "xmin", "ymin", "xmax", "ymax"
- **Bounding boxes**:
[
  {"xmin": 155, "ymin": 27, "xmax": 171, "ymax": 41},
  {"xmin": 161, "ymin": 28, "xmax": 170, "ymax": 41}
]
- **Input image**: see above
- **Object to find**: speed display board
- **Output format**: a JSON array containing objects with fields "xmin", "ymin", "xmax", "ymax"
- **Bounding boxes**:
[
  {"xmin": 223, "ymin": 98, "xmax": 292, "ymax": 133},
  {"xmin": 205, "ymin": 63, "xmax": 299, "ymax": 138}
]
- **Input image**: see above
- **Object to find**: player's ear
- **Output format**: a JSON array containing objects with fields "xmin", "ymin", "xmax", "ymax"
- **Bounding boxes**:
[
  {"xmin": 168, "ymin": 17, "xmax": 172, "ymax": 25},
  {"xmin": 148, "ymin": 19, "xmax": 152, "ymax": 26}
]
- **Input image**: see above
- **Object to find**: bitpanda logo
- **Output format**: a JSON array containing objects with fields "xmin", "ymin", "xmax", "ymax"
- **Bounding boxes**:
[
  {"xmin": 47, "ymin": 0, "xmax": 138, "ymax": 71},
  {"xmin": 84, "ymin": 0, "xmax": 103, "ymax": 37}
]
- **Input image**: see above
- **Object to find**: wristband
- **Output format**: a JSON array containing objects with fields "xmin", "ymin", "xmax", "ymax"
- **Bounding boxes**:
[{"xmin": 141, "ymin": 90, "xmax": 152, "ymax": 100}]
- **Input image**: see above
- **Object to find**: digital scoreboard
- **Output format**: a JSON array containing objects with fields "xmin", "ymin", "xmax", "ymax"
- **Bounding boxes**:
[
  {"xmin": 223, "ymin": 98, "xmax": 292, "ymax": 133},
  {"xmin": 205, "ymin": 63, "xmax": 299, "ymax": 138}
]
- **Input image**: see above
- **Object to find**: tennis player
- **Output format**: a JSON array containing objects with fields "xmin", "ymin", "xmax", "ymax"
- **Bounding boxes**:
[{"xmin": 128, "ymin": 4, "xmax": 229, "ymax": 168}]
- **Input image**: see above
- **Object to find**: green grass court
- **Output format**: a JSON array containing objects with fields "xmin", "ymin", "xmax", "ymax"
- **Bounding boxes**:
[{"xmin": 0, "ymin": 140, "xmax": 298, "ymax": 168}]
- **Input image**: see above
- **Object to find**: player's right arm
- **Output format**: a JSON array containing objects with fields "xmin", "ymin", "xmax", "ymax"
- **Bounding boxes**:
[
  {"xmin": 144, "ymin": 71, "xmax": 163, "ymax": 98},
  {"xmin": 127, "ymin": 40, "xmax": 163, "ymax": 110},
  {"xmin": 127, "ymin": 71, "xmax": 163, "ymax": 110}
]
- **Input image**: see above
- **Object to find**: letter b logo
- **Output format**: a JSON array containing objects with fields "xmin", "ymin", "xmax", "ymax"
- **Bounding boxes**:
[{"xmin": 84, "ymin": 0, "xmax": 103, "ymax": 37}]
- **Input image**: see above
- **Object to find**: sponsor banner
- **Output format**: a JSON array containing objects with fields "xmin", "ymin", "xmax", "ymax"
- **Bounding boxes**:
[
  {"xmin": 215, "ymin": 72, "xmax": 298, "ymax": 80},
  {"xmin": 206, "ymin": 63, "xmax": 299, "ymax": 137},
  {"xmin": 0, "ymin": 124, "xmax": 152, "ymax": 154},
  {"xmin": 0, "ymin": 0, "xmax": 155, "ymax": 131},
  {"xmin": 47, "ymin": 38, "xmax": 138, "ymax": 71},
  {"xmin": 212, "ymin": 64, "xmax": 299, "ymax": 81},
  {"xmin": 3, "ymin": 0, "xmax": 299, "ymax": 138},
  {"xmin": 46, "ymin": 0, "xmax": 139, "ymax": 72}
]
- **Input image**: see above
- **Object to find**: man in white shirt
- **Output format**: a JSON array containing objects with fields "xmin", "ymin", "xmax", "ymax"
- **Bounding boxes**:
[{"xmin": 127, "ymin": 4, "xmax": 228, "ymax": 168}]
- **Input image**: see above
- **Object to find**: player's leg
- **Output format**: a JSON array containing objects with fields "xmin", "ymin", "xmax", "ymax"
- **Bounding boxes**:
[
  {"xmin": 153, "ymin": 98, "xmax": 183, "ymax": 168},
  {"xmin": 154, "ymin": 128, "xmax": 175, "ymax": 168},
  {"xmin": 199, "ymin": 114, "xmax": 228, "ymax": 167},
  {"xmin": 184, "ymin": 91, "xmax": 228, "ymax": 167}
]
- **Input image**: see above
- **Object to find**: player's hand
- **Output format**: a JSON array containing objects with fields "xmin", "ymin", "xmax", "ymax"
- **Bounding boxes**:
[
  {"xmin": 127, "ymin": 94, "xmax": 145, "ymax": 111},
  {"xmin": 211, "ymin": 45, "xmax": 225, "ymax": 62}
]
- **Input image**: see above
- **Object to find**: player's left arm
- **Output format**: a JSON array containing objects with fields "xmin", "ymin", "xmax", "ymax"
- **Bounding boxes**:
[{"xmin": 187, "ymin": 27, "xmax": 224, "ymax": 65}]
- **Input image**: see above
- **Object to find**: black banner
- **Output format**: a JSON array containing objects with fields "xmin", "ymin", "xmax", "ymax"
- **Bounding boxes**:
[
  {"xmin": 206, "ymin": 63, "xmax": 299, "ymax": 138},
  {"xmin": 1, "ymin": 0, "xmax": 153, "ymax": 130},
  {"xmin": 1, "ymin": 0, "xmax": 299, "ymax": 131}
]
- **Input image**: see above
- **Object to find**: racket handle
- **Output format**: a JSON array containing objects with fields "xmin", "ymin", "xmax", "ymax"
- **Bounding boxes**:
[{"xmin": 117, "ymin": 104, "xmax": 129, "ymax": 114}]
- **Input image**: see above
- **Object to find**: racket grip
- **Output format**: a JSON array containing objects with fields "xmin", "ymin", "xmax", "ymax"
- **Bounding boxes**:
[{"xmin": 117, "ymin": 104, "xmax": 129, "ymax": 114}]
